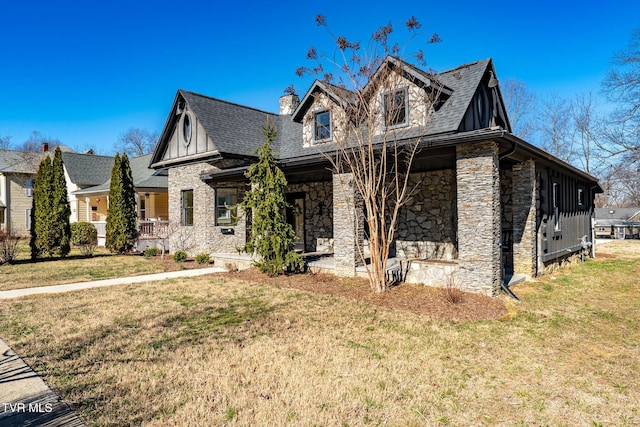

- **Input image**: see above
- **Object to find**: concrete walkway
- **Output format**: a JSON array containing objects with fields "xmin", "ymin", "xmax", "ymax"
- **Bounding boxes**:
[
  {"xmin": 0, "ymin": 266, "xmax": 226, "ymax": 425},
  {"xmin": 0, "ymin": 266, "xmax": 226, "ymax": 300}
]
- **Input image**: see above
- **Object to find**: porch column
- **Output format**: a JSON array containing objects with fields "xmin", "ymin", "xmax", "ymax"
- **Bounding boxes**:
[
  {"xmin": 332, "ymin": 172, "xmax": 364, "ymax": 276},
  {"xmin": 511, "ymin": 160, "xmax": 537, "ymax": 278},
  {"xmin": 456, "ymin": 141, "xmax": 501, "ymax": 296}
]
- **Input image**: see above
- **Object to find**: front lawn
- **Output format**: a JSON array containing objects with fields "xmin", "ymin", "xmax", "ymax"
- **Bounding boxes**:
[
  {"xmin": 0, "ymin": 246, "xmax": 168, "ymax": 291},
  {"xmin": 0, "ymin": 241, "xmax": 638, "ymax": 425}
]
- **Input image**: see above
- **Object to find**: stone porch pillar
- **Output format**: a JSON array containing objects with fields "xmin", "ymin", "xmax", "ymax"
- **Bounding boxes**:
[
  {"xmin": 511, "ymin": 160, "xmax": 537, "ymax": 278},
  {"xmin": 456, "ymin": 141, "xmax": 501, "ymax": 296},
  {"xmin": 332, "ymin": 172, "xmax": 364, "ymax": 276}
]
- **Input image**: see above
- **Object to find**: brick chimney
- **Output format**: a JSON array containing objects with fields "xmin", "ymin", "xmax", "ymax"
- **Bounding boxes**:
[
  {"xmin": 41, "ymin": 142, "xmax": 49, "ymax": 153},
  {"xmin": 279, "ymin": 94, "xmax": 300, "ymax": 115}
]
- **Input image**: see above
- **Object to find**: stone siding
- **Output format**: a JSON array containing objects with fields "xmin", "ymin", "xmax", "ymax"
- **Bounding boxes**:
[
  {"xmin": 511, "ymin": 160, "xmax": 537, "ymax": 277},
  {"xmin": 395, "ymin": 170, "xmax": 457, "ymax": 260},
  {"xmin": 286, "ymin": 181, "xmax": 333, "ymax": 252},
  {"xmin": 456, "ymin": 141, "xmax": 501, "ymax": 296},
  {"xmin": 168, "ymin": 164, "xmax": 246, "ymax": 256},
  {"xmin": 332, "ymin": 173, "xmax": 364, "ymax": 276}
]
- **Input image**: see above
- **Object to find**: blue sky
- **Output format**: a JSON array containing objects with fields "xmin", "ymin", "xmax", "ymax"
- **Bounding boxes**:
[{"xmin": 1, "ymin": 0, "xmax": 639, "ymax": 154}]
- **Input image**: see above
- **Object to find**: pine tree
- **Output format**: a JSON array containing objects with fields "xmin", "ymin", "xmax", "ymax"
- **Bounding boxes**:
[
  {"xmin": 51, "ymin": 146, "xmax": 71, "ymax": 256},
  {"xmin": 242, "ymin": 120, "xmax": 304, "ymax": 275},
  {"xmin": 106, "ymin": 153, "xmax": 138, "ymax": 253},
  {"xmin": 30, "ymin": 156, "xmax": 54, "ymax": 258}
]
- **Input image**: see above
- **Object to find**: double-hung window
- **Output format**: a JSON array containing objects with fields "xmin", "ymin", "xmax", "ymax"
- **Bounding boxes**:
[
  {"xmin": 313, "ymin": 110, "xmax": 331, "ymax": 143},
  {"xmin": 216, "ymin": 188, "xmax": 237, "ymax": 225},
  {"xmin": 181, "ymin": 189, "xmax": 193, "ymax": 226},
  {"xmin": 383, "ymin": 87, "xmax": 409, "ymax": 128}
]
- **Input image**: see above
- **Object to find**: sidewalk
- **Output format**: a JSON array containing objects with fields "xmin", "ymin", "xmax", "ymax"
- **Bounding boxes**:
[
  {"xmin": 0, "ymin": 266, "xmax": 226, "ymax": 425},
  {"xmin": 0, "ymin": 266, "xmax": 226, "ymax": 300}
]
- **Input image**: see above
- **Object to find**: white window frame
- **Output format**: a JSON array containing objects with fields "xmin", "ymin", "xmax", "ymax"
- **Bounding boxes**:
[
  {"xmin": 382, "ymin": 87, "xmax": 409, "ymax": 129},
  {"xmin": 25, "ymin": 178, "xmax": 34, "ymax": 197}
]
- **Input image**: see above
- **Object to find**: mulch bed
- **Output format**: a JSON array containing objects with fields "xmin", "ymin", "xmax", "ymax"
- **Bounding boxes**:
[{"xmin": 227, "ymin": 268, "xmax": 508, "ymax": 321}]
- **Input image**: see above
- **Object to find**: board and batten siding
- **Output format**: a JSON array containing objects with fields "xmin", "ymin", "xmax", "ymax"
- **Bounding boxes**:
[{"xmin": 538, "ymin": 168, "xmax": 594, "ymax": 263}]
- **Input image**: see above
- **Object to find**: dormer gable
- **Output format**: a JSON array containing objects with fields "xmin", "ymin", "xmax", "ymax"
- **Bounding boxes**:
[
  {"xmin": 150, "ymin": 90, "xmax": 278, "ymax": 169},
  {"xmin": 457, "ymin": 60, "xmax": 511, "ymax": 132}
]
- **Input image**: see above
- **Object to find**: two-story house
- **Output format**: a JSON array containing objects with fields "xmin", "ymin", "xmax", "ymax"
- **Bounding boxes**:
[
  {"xmin": 149, "ymin": 56, "xmax": 602, "ymax": 296},
  {"xmin": 0, "ymin": 149, "xmax": 41, "ymax": 236}
]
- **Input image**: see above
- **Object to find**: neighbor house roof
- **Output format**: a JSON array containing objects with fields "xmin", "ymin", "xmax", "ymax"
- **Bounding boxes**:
[
  {"xmin": 595, "ymin": 208, "xmax": 640, "ymax": 222},
  {"xmin": 61, "ymin": 152, "xmax": 115, "ymax": 187},
  {"xmin": 73, "ymin": 154, "xmax": 167, "ymax": 195},
  {"xmin": 0, "ymin": 149, "xmax": 42, "ymax": 174}
]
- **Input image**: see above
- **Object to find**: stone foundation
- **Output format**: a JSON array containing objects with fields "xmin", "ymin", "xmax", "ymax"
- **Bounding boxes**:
[{"xmin": 403, "ymin": 259, "xmax": 459, "ymax": 287}]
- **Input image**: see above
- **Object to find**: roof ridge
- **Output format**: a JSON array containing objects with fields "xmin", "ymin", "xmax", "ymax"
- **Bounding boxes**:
[
  {"xmin": 179, "ymin": 89, "xmax": 280, "ymax": 117},
  {"xmin": 436, "ymin": 58, "xmax": 491, "ymax": 76}
]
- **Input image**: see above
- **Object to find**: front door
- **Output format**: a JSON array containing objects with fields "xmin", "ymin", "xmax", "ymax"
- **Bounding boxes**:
[{"xmin": 286, "ymin": 193, "xmax": 305, "ymax": 252}]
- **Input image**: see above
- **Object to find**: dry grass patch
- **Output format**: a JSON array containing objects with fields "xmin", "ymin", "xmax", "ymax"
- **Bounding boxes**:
[
  {"xmin": 0, "ymin": 241, "xmax": 638, "ymax": 425},
  {"xmin": 0, "ymin": 245, "xmax": 208, "ymax": 291}
]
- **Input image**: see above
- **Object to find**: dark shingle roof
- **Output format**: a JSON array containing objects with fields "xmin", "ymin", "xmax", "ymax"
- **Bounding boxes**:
[
  {"xmin": 181, "ymin": 90, "xmax": 279, "ymax": 158},
  {"xmin": 61, "ymin": 152, "xmax": 114, "ymax": 187},
  {"xmin": 154, "ymin": 57, "xmax": 492, "ymax": 164},
  {"xmin": 276, "ymin": 58, "xmax": 491, "ymax": 160}
]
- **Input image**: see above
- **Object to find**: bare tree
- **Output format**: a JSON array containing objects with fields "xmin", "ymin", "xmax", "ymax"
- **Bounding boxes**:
[
  {"xmin": 502, "ymin": 78, "xmax": 536, "ymax": 140},
  {"xmin": 603, "ymin": 27, "xmax": 640, "ymax": 142},
  {"xmin": 19, "ymin": 131, "xmax": 61, "ymax": 153},
  {"xmin": 0, "ymin": 135, "xmax": 11, "ymax": 150},
  {"xmin": 536, "ymin": 95, "xmax": 574, "ymax": 163},
  {"xmin": 299, "ymin": 15, "xmax": 443, "ymax": 292},
  {"xmin": 116, "ymin": 128, "xmax": 159, "ymax": 156},
  {"xmin": 571, "ymin": 92, "xmax": 605, "ymax": 175}
]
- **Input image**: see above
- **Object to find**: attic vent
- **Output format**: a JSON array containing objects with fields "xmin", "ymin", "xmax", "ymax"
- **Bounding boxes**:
[{"xmin": 182, "ymin": 112, "xmax": 192, "ymax": 147}]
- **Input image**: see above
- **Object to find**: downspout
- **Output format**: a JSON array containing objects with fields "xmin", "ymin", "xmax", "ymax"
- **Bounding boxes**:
[{"xmin": 498, "ymin": 136, "xmax": 520, "ymax": 300}]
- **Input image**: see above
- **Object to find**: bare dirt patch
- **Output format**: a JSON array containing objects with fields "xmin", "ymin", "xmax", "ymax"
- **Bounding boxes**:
[{"xmin": 227, "ymin": 268, "xmax": 508, "ymax": 321}]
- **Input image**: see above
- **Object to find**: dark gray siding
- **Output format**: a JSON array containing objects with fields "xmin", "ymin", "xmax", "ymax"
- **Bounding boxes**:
[{"xmin": 538, "ymin": 168, "xmax": 594, "ymax": 262}]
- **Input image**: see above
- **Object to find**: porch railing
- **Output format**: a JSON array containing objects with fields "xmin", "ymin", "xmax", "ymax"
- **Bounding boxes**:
[{"xmin": 138, "ymin": 220, "xmax": 170, "ymax": 238}]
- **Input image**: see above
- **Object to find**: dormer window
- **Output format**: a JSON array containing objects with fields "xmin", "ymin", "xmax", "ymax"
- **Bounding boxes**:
[
  {"xmin": 383, "ymin": 87, "xmax": 409, "ymax": 128},
  {"xmin": 313, "ymin": 110, "xmax": 332, "ymax": 143}
]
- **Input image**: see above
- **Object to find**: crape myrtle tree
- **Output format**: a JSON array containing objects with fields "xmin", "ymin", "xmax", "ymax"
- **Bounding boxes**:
[
  {"xmin": 106, "ymin": 153, "xmax": 138, "ymax": 253},
  {"xmin": 30, "ymin": 146, "xmax": 71, "ymax": 258},
  {"xmin": 297, "ymin": 15, "xmax": 444, "ymax": 292},
  {"xmin": 241, "ymin": 119, "xmax": 304, "ymax": 276}
]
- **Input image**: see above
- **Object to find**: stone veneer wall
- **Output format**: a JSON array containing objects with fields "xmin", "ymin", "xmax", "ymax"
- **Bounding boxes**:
[
  {"xmin": 168, "ymin": 163, "xmax": 246, "ymax": 256},
  {"xmin": 456, "ymin": 141, "xmax": 501, "ymax": 296},
  {"xmin": 332, "ymin": 173, "xmax": 364, "ymax": 276},
  {"xmin": 511, "ymin": 160, "xmax": 537, "ymax": 277},
  {"xmin": 286, "ymin": 181, "xmax": 333, "ymax": 252},
  {"xmin": 395, "ymin": 170, "xmax": 457, "ymax": 260}
]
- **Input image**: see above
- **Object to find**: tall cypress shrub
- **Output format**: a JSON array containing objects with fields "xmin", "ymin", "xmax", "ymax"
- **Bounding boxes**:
[
  {"xmin": 242, "ymin": 120, "xmax": 303, "ymax": 275},
  {"xmin": 51, "ymin": 146, "xmax": 71, "ymax": 256},
  {"xmin": 30, "ymin": 156, "xmax": 54, "ymax": 258},
  {"xmin": 106, "ymin": 153, "xmax": 138, "ymax": 253}
]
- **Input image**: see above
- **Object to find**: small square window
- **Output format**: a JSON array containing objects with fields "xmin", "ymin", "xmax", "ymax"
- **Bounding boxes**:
[
  {"xmin": 313, "ymin": 110, "xmax": 331, "ymax": 143},
  {"xmin": 181, "ymin": 190, "xmax": 193, "ymax": 226},
  {"xmin": 216, "ymin": 188, "xmax": 238, "ymax": 225},
  {"xmin": 383, "ymin": 88, "xmax": 408, "ymax": 128}
]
